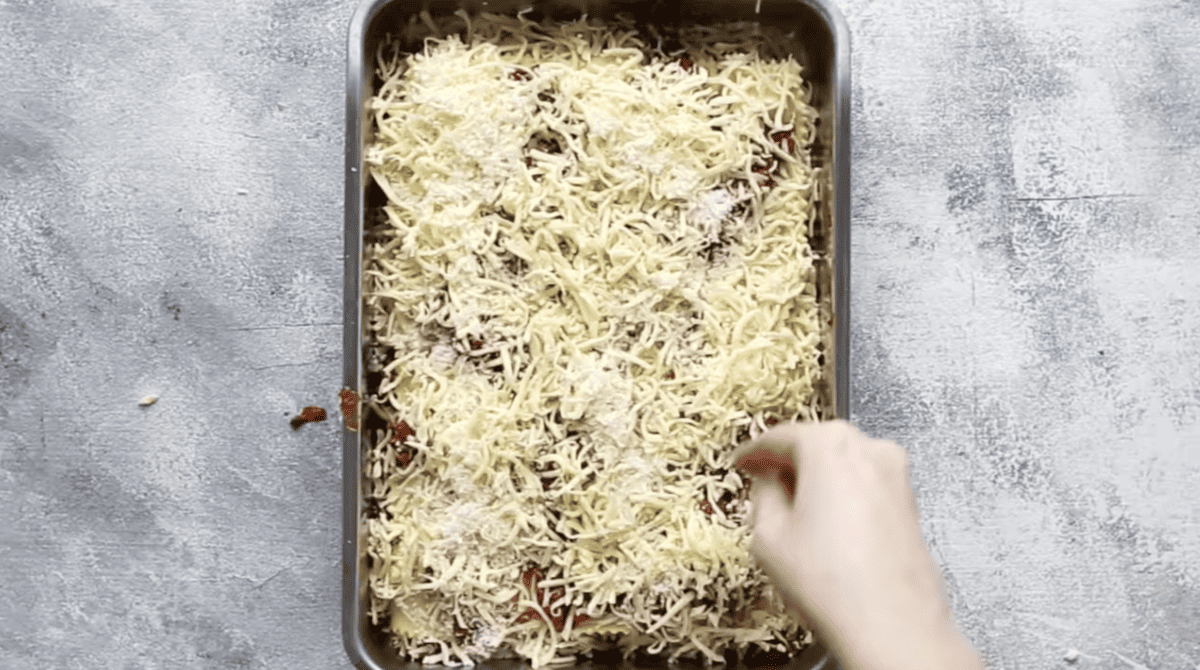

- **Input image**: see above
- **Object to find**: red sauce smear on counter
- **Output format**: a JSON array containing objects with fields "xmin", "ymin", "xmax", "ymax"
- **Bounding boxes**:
[{"xmin": 290, "ymin": 406, "xmax": 327, "ymax": 429}]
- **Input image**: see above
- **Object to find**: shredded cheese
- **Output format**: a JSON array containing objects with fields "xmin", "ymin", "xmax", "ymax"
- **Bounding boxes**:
[{"xmin": 362, "ymin": 10, "xmax": 828, "ymax": 668}]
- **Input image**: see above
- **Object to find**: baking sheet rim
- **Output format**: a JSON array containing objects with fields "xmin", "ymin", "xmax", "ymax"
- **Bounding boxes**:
[{"xmin": 343, "ymin": 2, "xmax": 850, "ymax": 668}]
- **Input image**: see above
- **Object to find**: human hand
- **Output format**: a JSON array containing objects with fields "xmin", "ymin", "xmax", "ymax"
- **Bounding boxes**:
[{"xmin": 734, "ymin": 421, "xmax": 984, "ymax": 670}]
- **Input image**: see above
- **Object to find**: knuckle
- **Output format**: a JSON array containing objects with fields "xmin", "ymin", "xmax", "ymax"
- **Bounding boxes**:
[
  {"xmin": 820, "ymin": 419, "xmax": 854, "ymax": 444},
  {"xmin": 825, "ymin": 418, "xmax": 851, "ymax": 433},
  {"xmin": 871, "ymin": 438, "xmax": 907, "ymax": 471}
]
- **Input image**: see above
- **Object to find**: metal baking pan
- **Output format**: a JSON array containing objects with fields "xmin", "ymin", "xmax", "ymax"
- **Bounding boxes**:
[{"xmin": 343, "ymin": 0, "xmax": 850, "ymax": 668}]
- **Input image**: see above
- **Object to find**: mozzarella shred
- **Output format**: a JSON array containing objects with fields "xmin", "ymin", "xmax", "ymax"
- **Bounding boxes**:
[{"xmin": 362, "ymin": 11, "xmax": 827, "ymax": 668}]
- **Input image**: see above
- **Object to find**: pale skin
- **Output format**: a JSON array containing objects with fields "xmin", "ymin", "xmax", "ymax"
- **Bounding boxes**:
[{"xmin": 734, "ymin": 421, "xmax": 986, "ymax": 670}]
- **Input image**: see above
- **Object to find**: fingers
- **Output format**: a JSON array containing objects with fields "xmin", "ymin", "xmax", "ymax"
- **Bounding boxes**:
[
  {"xmin": 734, "ymin": 419, "xmax": 859, "ymax": 476},
  {"xmin": 747, "ymin": 475, "xmax": 792, "ymax": 574},
  {"xmin": 733, "ymin": 431, "xmax": 795, "ymax": 474},
  {"xmin": 869, "ymin": 438, "xmax": 907, "ymax": 472},
  {"xmin": 747, "ymin": 477, "xmax": 816, "ymax": 629},
  {"xmin": 734, "ymin": 447, "xmax": 795, "ymax": 479},
  {"xmin": 867, "ymin": 438, "xmax": 919, "ymax": 518}
]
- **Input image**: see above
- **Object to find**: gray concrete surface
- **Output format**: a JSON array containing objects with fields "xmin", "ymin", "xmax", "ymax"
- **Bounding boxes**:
[{"xmin": 1, "ymin": 0, "xmax": 1197, "ymax": 668}]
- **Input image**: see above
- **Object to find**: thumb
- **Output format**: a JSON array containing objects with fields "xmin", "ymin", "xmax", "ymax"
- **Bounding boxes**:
[
  {"xmin": 748, "ymin": 476, "xmax": 813, "ymax": 627},
  {"xmin": 748, "ymin": 474, "xmax": 792, "ymax": 561}
]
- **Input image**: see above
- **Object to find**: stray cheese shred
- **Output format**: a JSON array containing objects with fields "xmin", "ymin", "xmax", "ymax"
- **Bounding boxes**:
[{"xmin": 362, "ymin": 10, "xmax": 829, "ymax": 668}]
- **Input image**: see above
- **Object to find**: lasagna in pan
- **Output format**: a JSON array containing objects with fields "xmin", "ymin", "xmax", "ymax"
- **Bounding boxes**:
[{"xmin": 360, "ymin": 10, "xmax": 828, "ymax": 667}]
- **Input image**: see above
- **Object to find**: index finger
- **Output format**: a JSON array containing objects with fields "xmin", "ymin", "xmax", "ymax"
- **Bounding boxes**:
[
  {"xmin": 731, "ymin": 423, "xmax": 814, "ymax": 501},
  {"xmin": 733, "ymin": 419, "xmax": 858, "ymax": 472}
]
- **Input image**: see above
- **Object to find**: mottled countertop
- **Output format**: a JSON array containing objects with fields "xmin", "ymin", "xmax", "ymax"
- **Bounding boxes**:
[{"xmin": 1, "ymin": 0, "xmax": 1197, "ymax": 668}]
